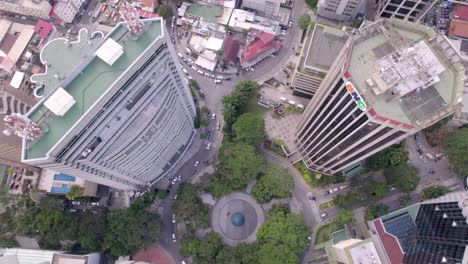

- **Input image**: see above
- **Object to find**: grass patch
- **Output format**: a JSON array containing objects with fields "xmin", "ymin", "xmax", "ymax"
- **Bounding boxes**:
[
  {"xmin": 318, "ymin": 200, "xmax": 335, "ymax": 210},
  {"xmin": 241, "ymin": 96, "xmax": 267, "ymax": 117},
  {"xmin": 315, "ymin": 223, "xmax": 338, "ymax": 244}
]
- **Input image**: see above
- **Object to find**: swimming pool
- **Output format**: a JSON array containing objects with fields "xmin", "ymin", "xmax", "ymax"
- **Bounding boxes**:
[
  {"xmin": 50, "ymin": 184, "xmax": 70, "ymax": 193},
  {"xmin": 53, "ymin": 173, "xmax": 76, "ymax": 182}
]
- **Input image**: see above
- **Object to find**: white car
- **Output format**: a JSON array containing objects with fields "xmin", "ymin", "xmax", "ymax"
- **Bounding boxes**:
[
  {"xmin": 172, "ymin": 214, "xmax": 176, "ymax": 223},
  {"xmin": 204, "ymin": 72, "xmax": 210, "ymax": 76},
  {"xmin": 206, "ymin": 142, "xmax": 211, "ymax": 150},
  {"xmin": 171, "ymin": 178, "xmax": 177, "ymax": 184},
  {"xmin": 191, "ymin": 66, "xmax": 197, "ymax": 71},
  {"xmin": 177, "ymin": 175, "xmax": 182, "ymax": 181},
  {"xmin": 339, "ymin": 185, "xmax": 348, "ymax": 190},
  {"xmin": 320, "ymin": 213, "xmax": 328, "ymax": 218},
  {"xmin": 172, "ymin": 233, "xmax": 176, "ymax": 243},
  {"xmin": 214, "ymin": 80, "xmax": 221, "ymax": 84},
  {"xmin": 174, "ymin": 194, "xmax": 177, "ymax": 200},
  {"xmin": 216, "ymin": 122, "xmax": 220, "ymax": 130},
  {"xmin": 332, "ymin": 188, "xmax": 338, "ymax": 192},
  {"xmin": 212, "ymin": 113, "xmax": 216, "ymax": 120},
  {"xmin": 194, "ymin": 160, "xmax": 199, "ymax": 167},
  {"xmin": 198, "ymin": 70, "xmax": 204, "ymax": 75}
]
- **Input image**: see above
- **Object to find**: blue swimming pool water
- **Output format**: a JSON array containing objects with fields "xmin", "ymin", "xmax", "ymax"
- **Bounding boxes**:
[
  {"xmin": 53, "ymin": 173, "xmax": 76, "ymax": 182},
  {"xmin": 50, "ymin": 184, "xmax": 70, "ymax": 193}
]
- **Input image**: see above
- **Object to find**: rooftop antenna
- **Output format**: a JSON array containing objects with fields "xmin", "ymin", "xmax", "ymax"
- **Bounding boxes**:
[{"xmin": 119, "ymin": 2, "xmax": 145, "ymax": 38}]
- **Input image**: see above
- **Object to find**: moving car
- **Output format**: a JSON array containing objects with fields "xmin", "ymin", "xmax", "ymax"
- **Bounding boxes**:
[
  {"xmin": 194, "ymin": 161, "xmax": 199, "ymax": 167},
  {"xmin": 172, "ymin": 233, "xmax": 176, "ymax": 243}
]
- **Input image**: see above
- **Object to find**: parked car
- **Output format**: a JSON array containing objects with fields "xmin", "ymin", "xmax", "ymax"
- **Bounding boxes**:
[
  {"xmin": 212, "ymin": 113, "xmax": 216, "ymax": 120},
  {"xmin": 214, "ymin": 80, "xmax": 221, "ymax": 84},
  {"xmin": 194, "ymin": 161, "xmax": 199, "ymax": 167},
  {"xmin": 206, "ymin": 142, "xmax": 211, "ymax": 150},
  {"xmin": 216, "ymin": 122, "xmax": 220, "ymax": 130},
  {"xmin": 320, "ymin": 213, "xmax": 328, "ymax": 218},
  {"xmin": 172, "ymin": 233, "xmax": 176, "ymax": 243},
  {"xmin": 172, "ymin": 214, "xmax": 176, "ymax": 223}
]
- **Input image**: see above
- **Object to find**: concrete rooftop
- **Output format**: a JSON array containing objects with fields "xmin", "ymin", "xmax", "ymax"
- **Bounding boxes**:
[
  {"xmin": 347, "ymin": 19, "xmax": 465, "ymax": 127},
  {"xmin": 304, "ymin": 24, "xmax": 348, "ymax": 73},
  {"xmin": 25, "ymin": 19, "xmax": 163, "ymax": 160}
]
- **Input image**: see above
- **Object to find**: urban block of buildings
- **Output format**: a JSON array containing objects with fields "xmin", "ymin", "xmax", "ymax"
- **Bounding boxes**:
[
  {"xmin": 372, "ymin": 0, "xmax": 437, "ymax": 22},
  {"xmin": 53, "ymin": 0, "xmax": 85, "ymax": 24},
  {"xmin": 317, "ymin": 0, "xmax": 365, "ymax": 22},
  {"xmin": 16, "ymin": 17, "xmax": 196, "ymax": 190},
  {"xmin": 368, "ymin": 191, "xmax": 468, "ymax": 264},
  {"xmin": 295, "ymin": 19, "xmax": 465, "ymax": 175},
  {"xmin": 0, "ymin": 0, "xmax": 52, "ymax": 20}
]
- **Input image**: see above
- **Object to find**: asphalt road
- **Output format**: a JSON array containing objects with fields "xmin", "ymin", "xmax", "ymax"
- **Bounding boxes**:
[{"xmin": 156, "ymin": 1, "xmax": 307, "ymax": 262}]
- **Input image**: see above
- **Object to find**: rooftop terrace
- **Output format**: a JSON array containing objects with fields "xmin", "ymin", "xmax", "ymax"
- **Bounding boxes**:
[
  {"xmin": 348, "ymin": 19, "xmax": 464, "ymax": 127},
  {"xmin": 304, "ymin": 24, "xmax": 348, "ymax": 73},
  {"xmin": 25, "ymin": 19, "xmax": 163, "ymax": 160}
]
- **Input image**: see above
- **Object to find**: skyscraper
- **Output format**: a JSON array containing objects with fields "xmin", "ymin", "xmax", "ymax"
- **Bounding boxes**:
[
  {"xmin": 295, "ymin": 19, "xmax": 464, "ymax": 175},
  {"xmin": 18, "ymin": 17, "xmax": 196, "ymax": 190},
  {"xmin": 368, "ymin": 191, "xmax": 468, "ymax": 264}
]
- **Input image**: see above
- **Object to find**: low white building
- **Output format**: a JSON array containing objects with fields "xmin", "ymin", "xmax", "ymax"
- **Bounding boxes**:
[
  {"xmin": 53, "ymin": 0, "xmax": 85, "ymax": 24},
  {"xmin": 0, "ymin": 0, "xmax": 52, "ymax": 20},
  {"xmin": 228, "ymin": 9, "xmax": 280, "ymax": 36},
  {"xmin": 0, "ymin": 248, "xmax": 101, "ymax": 264}
]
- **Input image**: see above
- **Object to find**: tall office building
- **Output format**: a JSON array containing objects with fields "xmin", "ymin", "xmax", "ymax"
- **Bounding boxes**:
[
  {"xmin": 53, "ymin": 0, "xmax": 85, "ymax": 24},
  {"xmin": 372, "ymin": 0, "xmax": 436, "ymax": 22},
  {"xmin": 317, "ymin": 0, "xmax": 364, "ymax": 22},
  {"xmin": 16, "ymin": 17, "xmax": 196, "ymax": 190},
  {"xmin": 294, "ymin": 19, "xmax": 464, "ymax": 175},
  {"xmin": 368, "ymin": 191, "xmax": 468, "ymax": 264}
]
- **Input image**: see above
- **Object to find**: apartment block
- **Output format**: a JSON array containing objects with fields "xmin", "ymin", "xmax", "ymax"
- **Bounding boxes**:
[
  {"xmin": 317, "ymin": 0, "xmax": 364, "ymax": 22},
  {"xmin": 53, "ymin": 0, "xmax": 85, "ymax": 24},
  {"xmin": 373, "ymin": 0, "xmax": 436, "ymax": 22},
  {"xmin": 0, "ymin": 0, "xmax": 52, "ymax": 20}
]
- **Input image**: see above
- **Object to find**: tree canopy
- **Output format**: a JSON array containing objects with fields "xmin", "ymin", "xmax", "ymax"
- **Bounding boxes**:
[
  {"xmin": 335, "ymin": 210, "xmax": 354, "ymax": 228},
  {"xmin": 66, "ymin": 185, "xmax": 84, "ymax": 200},
  {"xmin": 257, "ymin": 207, "xmax": 309, "ymax": 254},
  {"xmin": 443, "ymin": 128, "xmax": 468, "ymax": 178},
  {"xmin": 305, "ymin": 0, "xmax": 318, "ymax": 8},
  {"xmin": 367, "ymin": 144, "xmax": 409, "ymax": 171},
  {"xmin": 217, "ymin": 143, "xmax": 265, "ymax": 190},
  {"xmin": 172, "ymin": 183, "xmax": 209, "ymax": 230},
  {"xmin": 298, "ymin": 14, "xmax": 311, "ymax": 30},
  {"xmin": 420, "ymin": 186, "xmax": 450, "ymax": 200},
  {"xmin": 252, "ymin": 165, "xmax": 293, "ymax": 203},
  {"xmin": 257, "ymin": 243, "xmax": 299, "ymax": 264},
  {"xmin": 384, "ymin": 164, "xmax": 420, "ymax": 193},
  {"xmin": 365, "ymin": 204, "xmax": 389, "ymax": 221},
  {"xmin": 157, "ymin": 4, "xmax": 173, "ymax": 19},
  {"xmin": 222, "ymin": 80, "xmax": 258, "ymax": 134},
  {"xmin": 232, "ymin": 113, "xmax": 265, "ymax": 145}
]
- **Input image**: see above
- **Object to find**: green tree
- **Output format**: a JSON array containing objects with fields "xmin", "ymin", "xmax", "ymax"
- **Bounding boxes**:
[
  {"xmin": 305, "ymin": 0, "xmax": 318, "ymax": 8},
  {"xmin": 367, "ymin": 144, "xmax": 408, "ymax": 170},
  {"xmin": 333, "ymin": 193, "xmax": 359, "ymax": 208},
  {"xmin": 222, "ymin": 80, "xmax": 259, "ymax": 133},
  {"xmin": 443, "ymin": 128, "xmax": 468, "ymax": 177},
  {"xmin": 335, "ymin": 209, "xmax": 354, "ymax": 228},
  {"xmin": 216, "ymin": 246, "xmax": 239, "ymax": 264},
  {"xmin": 365, "ymin": 204, "xmax": 389, "ymax": 221},
  {"xmin": 257, "ymin": 243, "xmax": 299, "ymax": 264},
  {"xmin": 218, "ymin": 143, "xmax": 265, "ymax": 190},
  {"xmin": 158, "ymin": 4, "xmax": 173, "ymax": 19},
  {"xmin": 384, "ymin": 164, "xmax": 420, "ymax": 193},
  {"xmin": 252, "ymin": 165, "xmax": 293, "ymax": 203},
  {"xmin": 65, "ymin": 185, "xmax": 84, "ymax": 200},
  {"xmin": 257, "ymin": 209, "xmax": 309, "ymax": 253},
  {"xmin": 216, "ymin": 49, "xmax": 224, "ymax": 57},
  {"xmin": 180, "ymin": 236, "xmax": 200, "ymax": 257},
  {"xmin": 200, "ymin": 118, "xmax": 209, "ymax": 127},
  {"xmin": 172, "ymin": 183, "xmax": 209, "ymax": 229},
  {"xmin": 297, "ymin": 13, "xmax": 311, "ymax": 30},
  {"xmin": 232, "ymin": 113, "xmax": 265, "ymax": 145},
  {"xmin": 197, "ymin": 232, "xmax": 223, "ymax": 262},
  {"xmin": 420, "ymin": 186, "xmax": 450, "ymax": 200},
  {"xmin": 235, "ymin": 243, "xmax": 260, "ymax": 264},
  {"xmin": 77, "ymin": 208, "xmax": 108, "ymax": 251},
  {"xmin": 373, "ymin": 182, "xmax": 389, "ymax": 198},
  {"xmin": 104, "ymin": 209, "xmax": 161, "ymax": 258},
  {"xmin": 189, "ymin": 79, "xmax": 199, "ymax": 90}
]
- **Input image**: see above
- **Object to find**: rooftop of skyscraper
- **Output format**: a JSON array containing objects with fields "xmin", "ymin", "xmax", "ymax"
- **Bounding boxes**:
[
  {"xmin": 347, "ymin": 19, "xmax": 465, "ymax": 129},
  {"xmin": 303, "ymin": 24, "xmax": 349, "ymax": 73},
  {"xmin": 24, "ymin": 18, "xmax": 163, "ymax": 160}
]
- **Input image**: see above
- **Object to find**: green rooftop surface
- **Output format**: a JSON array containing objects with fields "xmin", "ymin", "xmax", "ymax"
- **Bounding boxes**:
[
  {"xmin": 187, "ymin": 4, "xmax": 222, "ymax": 23},
  {"xmin": 348, "ymin": 19, "xmax": 463, "ymax": 127},
  {"xmin": 26, "ymin": 20, "xmax": 163, "ymax": 160},
  {"xmin": 331, "ymin": 229, "xmax": 349, "ymax": 244}
]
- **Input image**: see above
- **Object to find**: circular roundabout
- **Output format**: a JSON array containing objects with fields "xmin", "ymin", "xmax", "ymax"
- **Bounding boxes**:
[{"xmin": 211, "ymin": 192, "xmax": 265, "ymax": 246}]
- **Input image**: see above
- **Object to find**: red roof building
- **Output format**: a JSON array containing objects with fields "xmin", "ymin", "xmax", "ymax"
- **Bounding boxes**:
[
  {"xmin": 241, "ymin": 29, "xmax": 282, "ymax": 68},
  {"xmin": 451, "ymin": 5, "xmax": 468, "ymax": 21},
  {"xmin": 34, "ymin": 20, "xmax": 53, "ymax": 40},
  {"xmin": 448, "ymin": 19, "xmax": 468, "ymax": 39},
  {"xmin": 373, "ymin": 219, "xmax": 405, "ymax": 264},
  {"xmin": 222, "ymin": 36, "xmax": 240, "ymax": 62}
]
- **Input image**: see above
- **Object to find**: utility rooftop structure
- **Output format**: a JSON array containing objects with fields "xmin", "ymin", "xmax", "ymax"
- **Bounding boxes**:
[
  {"xmin": 295, "ymin": 19, "xmax": 464, "ymax": 175},
  {"xmin": 21, "ymin": 18, "xmax": 196, "ymax": 190}
]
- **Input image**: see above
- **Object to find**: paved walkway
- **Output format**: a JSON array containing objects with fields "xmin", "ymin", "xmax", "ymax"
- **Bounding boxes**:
[
  {"xmin": 211, "ymin": 192, "xmax": 265, "ymax": 246},
  {"xmin": 132, "ymin": 245, "xmax": 175, "ymax": 264}
]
